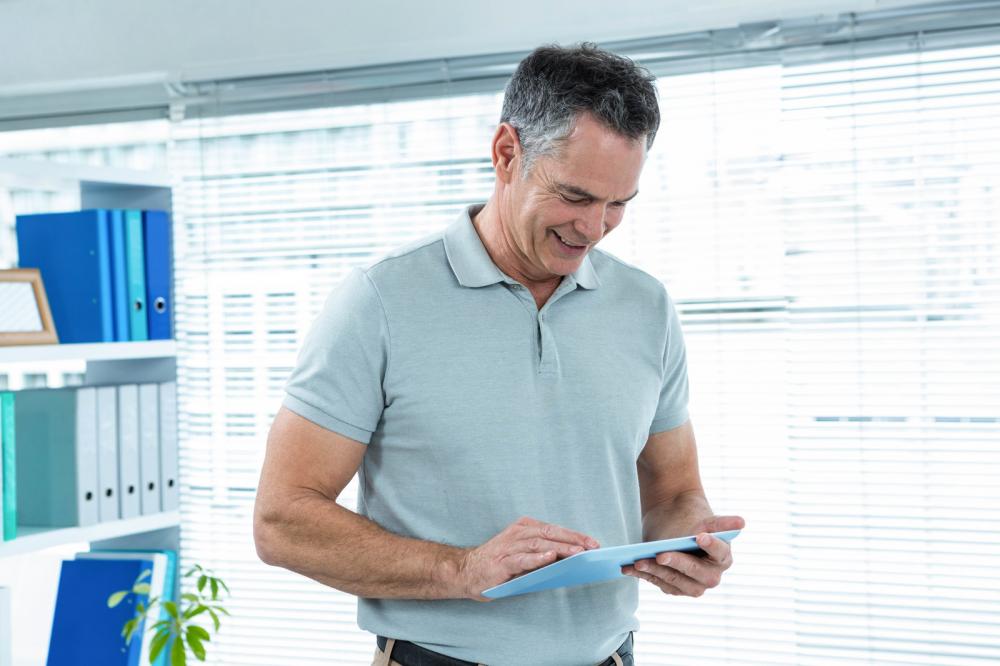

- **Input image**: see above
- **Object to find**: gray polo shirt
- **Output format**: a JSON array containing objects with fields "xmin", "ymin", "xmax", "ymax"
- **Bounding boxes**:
[{"xmin": 282, "ymin": 203, "xmax": 690, "ymax": 665}]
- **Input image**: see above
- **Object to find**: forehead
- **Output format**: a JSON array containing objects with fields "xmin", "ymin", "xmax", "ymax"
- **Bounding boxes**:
[{"xmin": 539, "ymin": 114, "xmax": 646, "ymax": 198}]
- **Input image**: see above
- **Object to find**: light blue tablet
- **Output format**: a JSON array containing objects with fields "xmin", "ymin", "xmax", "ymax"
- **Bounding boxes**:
[{"xmin": 482, "ymin": 529, "xmax": 741, "ymax": 599}]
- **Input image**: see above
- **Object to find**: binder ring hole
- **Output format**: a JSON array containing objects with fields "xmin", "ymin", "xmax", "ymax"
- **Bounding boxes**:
[
  {"xmin": 85, "ymin": 492, "xmax": 94, "ymax": 501},
  {"xmin": 155, "ymin": 297, "xmax": 166, "ymax": 313},
  {"xmin": 168, "ymin": 479, "xmax": 175, "ymax": 488},
  {"xmin": 128, "ymin": 485, "xmax": 136, "ymax": 494},
  {"xmin": 134, "ymin": 299, "xmax": 143, "ymax": 312},
  {"xmin": 105, "ymin": 489, "xmax": 113, "ymax": 497},
  {"xmin": 148, "ymin": 482, "xmax": 156, "ymax": 491}
]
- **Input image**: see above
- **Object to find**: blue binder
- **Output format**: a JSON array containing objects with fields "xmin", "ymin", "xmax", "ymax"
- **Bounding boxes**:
[
  {"xmin": 109, "ymin": 209, "xmax": 130, "ymax": 342},
  {"xmin": 142, "ymin": 210, "xmax": 173, "ymax": 340},
  {"xmin": 47, "ymin": 558, "xmax": 149, "ymax": 666},
  {"xmin": 124, "ymin": 210, "xmax": 148, "ymax": 341},
  {"xmin": 15, "ymin": 210, "xmax": 115, "ymax": 344}
]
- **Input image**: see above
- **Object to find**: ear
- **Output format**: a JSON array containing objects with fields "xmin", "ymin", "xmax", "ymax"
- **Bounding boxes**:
[{"xmin": 491, "ymin": 122, "xmax": 521, "ymax": 184}]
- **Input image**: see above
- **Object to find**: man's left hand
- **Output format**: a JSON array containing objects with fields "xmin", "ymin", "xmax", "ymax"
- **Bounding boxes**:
[{"xmin": 621, "ymin": 514, "xmax": 744, "ymax": 597}]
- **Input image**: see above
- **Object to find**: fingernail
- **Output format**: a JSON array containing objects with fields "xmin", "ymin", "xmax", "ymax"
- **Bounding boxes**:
[
  {"xmin": 698, "ymin": 534, "xmax": 710, "ymax": 546},
  {"xmin": 587, "ymin": 539, "xmax": 600, "ymax": 548}
]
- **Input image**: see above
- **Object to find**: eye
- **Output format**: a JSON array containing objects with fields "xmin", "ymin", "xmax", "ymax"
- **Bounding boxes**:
[{"xmin": 560, "ymin": 193, "xmax": 589, "ymax": 205}]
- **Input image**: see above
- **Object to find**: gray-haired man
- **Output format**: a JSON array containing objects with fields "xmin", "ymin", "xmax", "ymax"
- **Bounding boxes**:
[{"xmin": 254, "ymin": 42, "xmax": 744, "ymax": 666}]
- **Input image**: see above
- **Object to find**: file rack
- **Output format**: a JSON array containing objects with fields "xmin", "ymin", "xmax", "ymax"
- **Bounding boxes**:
[{"xmin": 0, "ymin": 159, "xmax": 179, "ymax": 666}]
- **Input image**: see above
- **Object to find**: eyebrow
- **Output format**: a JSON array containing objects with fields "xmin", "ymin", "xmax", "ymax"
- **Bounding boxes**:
[{"xmin": 555, "ymin": 183, "xmax": 639, "ymax": 204}]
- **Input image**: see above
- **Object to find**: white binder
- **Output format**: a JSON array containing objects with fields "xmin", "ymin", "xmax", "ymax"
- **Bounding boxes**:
[
  {"xmin": 12, "ymin": 387, "xmax": 99, "ymax": 527},
  {"xmin": 96, "ymin": 386, "xmax": 120, "ymax": 521},
  {"xmin": 158, "ymin": 381, "xmax": 179, "ymax": 511},
  {"xmin": 0, "ymin": 586, "xmax": 11, "ymax": 666},
  {"xmin": 138, "ymin": 383, "xmax": 161, "ymax": 514},
  {"xmin": 116, "ymin": 384, "xmax": 142, "ymax": 519}
]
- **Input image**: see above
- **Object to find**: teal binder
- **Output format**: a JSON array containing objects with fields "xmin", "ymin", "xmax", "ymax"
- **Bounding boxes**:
[
  {"xmin": 124, "ymin": 210, "xmax": 149, "ymax": 341},
  {"xmin": 1, "ymin": 392, "xmax": 16, "ymax": 541}
]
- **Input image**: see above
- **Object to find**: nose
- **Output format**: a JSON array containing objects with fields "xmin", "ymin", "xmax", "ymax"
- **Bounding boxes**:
[{"xmin": 575, "ymin": 204, "xmax": 607, "ymax": 243}]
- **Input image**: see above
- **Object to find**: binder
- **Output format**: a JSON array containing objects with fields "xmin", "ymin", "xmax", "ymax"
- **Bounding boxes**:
[
  {"xmin": 158, "ymin": 382, "xmax": 178, "ymax": 511},
  {"xmin": 137, "ymin": 384, "xmax": 161, "ymax": 515},
  {"xmin": 1, "ymin": 392, "xmax": 15, "ymax": 541},
  {"xmin": 15, "ymin": 210, "xmax": 115, "ymax": 343},
  {"xmin": 76, "ymin": 550, "xmax": 168, "ymax": 665},
  {"xmin": 142, "ymin": 210, "xmax": 173, "ymax": 340},
  {"xmin": 96, "ymin": 386, "xmax": 120, "ymax": 521},
  {"xmin": 116, "ymin": 385, "xmax": 141, "ymax": 519},
  {"xmin": 124, "ymin": 210, "xmax": 148, "ymax": 341},
  {"xmin": 46, "ymin": 558, "xmax": 148, "ymax": 666},
  {"xmin": 13, "ymin": 387, "xmax": 99, "ymax": 528},
  {"xmin": 109, "ymin": 209, "xmax": 130, "ymax": 342},
  {"xmin": 160, "ymin": 382, "xmax": 180, "ymax": 511}
]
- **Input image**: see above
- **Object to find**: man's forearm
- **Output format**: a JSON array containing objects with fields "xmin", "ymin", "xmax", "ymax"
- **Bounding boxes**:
[
  {"xmin": 255, "ymin": 491, "xmax": 469, "ymax": 600},
  {"xmin": 642, "ymin": 489, "xmax": 714, "ymax": 541}
]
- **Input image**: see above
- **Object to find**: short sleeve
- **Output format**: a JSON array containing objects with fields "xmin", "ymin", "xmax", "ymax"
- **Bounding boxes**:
[
  {"xmin": 282, "ymin": 268, "xmax": 388, "ymax": 444},
  {"xmin": 648, "ymin": 289, "xmax": 690, "ymax": 435}
]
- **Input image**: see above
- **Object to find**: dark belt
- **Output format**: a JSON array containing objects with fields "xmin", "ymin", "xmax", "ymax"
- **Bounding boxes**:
[{"xmin": 376, "ymin": 632, "xmax": 633, "ymax": 666}]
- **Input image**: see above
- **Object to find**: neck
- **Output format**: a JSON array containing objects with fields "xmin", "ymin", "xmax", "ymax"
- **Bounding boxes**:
[{"xmin": 471, "ymin": 198, "xmax": 562, "ymax": 295}]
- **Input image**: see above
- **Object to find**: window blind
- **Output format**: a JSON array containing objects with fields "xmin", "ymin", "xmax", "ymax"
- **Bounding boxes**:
[{"xmin": 1, "ymin": 17, "xmax": 999, "ymax": 666}]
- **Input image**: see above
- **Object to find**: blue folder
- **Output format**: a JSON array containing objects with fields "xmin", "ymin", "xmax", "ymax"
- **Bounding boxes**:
[
  {"xmin": 109, "ymin": 209, "xmax": 130, "ymax": 342},
  {"xmin": 124, "ymin": 210, "xmax": 148, "ymax": 341},
  {"xmin": 142, "ymin": 210, "xmax": 173, "ymax": 340},
  {"xmin": 16, "ymin": 210, "xmax": 115, "ymax": 344},
  {"xmin": 47, "ymin": 558, "xmax": 150, "ymax": 666},
  {"xmin": 482, "ymin": 529, "xmax": 742, "ymax": 599}
]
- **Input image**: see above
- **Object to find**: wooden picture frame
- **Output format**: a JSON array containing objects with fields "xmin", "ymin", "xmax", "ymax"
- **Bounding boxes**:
[{"xmin": 0, "ymin": 268, "xmax": 59, "ymax": 346}]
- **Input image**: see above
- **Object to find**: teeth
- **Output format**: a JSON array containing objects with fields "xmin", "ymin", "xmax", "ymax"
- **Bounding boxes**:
[{"xmin": 555, "ymin": 231, "xmax": 584, "ymax": 248}]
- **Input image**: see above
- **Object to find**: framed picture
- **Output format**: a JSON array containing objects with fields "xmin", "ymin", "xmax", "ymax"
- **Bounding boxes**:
[{"xmin": 0, "ymin": 268, "xmax": 59, "ymax": 346}]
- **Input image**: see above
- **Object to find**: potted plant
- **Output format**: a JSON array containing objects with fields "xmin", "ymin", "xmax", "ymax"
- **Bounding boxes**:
[{"xmin": 108, "ymin": 563, "xmax": 231, "ymax": 665}]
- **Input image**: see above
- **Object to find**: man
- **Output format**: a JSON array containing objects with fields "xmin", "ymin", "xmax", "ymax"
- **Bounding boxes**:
[{"xmin": 254, "ymin": 43, "xmax": 745, "ymax": 666}]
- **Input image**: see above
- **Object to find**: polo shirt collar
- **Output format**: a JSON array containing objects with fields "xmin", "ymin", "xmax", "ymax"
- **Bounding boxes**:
[{"xmin": 444, "ymin": 203, "xmax": 601, "ymax": 290}]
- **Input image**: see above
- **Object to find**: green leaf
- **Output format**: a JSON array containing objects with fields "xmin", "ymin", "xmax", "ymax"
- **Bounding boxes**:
[
  {"xmin": 149, "ymin": 630, "xmax": 171, "ymax": 663},
  {"xmin": 133, "ymin": 583, "xmax": 151, "ymax": 596},
  {"xmin": 136, "ymin": 601, "xmax": 146, "ymax": 615},
  {"xmin": 107, "ymin": 590, "xmax": 128, "ymax": 608},
  {"xmin": 187, "ymin": 625, "xmax": 210, "ymax": 642},
  {"xmin": 181, "ymin": 593, "xmax": 200, "ymax": 604},
  {"xmin": 187, "ymin": 633, "xmax": 206, "ymax": 661},
  {"xmin": 212, "ymin": 606, "xmax": 231, "ymax": 617},
  {"xmin": 169, "ymin": 635, "xmax": 187, "ymax": 666},
  {"xmin": 217, "ymin": 579, "xmax": 230, "ymax": 596},
  {"xmin": 183, "ymin": 606, "xmax": 208, "ymax": 620},
  {"xmin": 209, "ymin": 579, "xmax": 218, "ymax": 600},
  {"xmin": 134, "ymin": 569, "xmax": 153, "ymax": 585},
  {"xmin": 121, "ymin": 618, "xmax": 136, "ymax": 640},
  {"xmin": 151, "ymin": 619, "xmax": 173, "ymax": 631},
  {"xmin": 197, "ymin": 575, "xmax": 207, "ymax": 593},
  {"xmin": 162, "ymin": 601, "xmax": 179, "ymax": 620},
  {"xmin": 206, "ymin": 609, "xmax": 220, "ymax": 633}
]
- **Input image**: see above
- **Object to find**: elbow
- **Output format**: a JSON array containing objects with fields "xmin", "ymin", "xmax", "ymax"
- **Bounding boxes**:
[{"xmin": 253, "ymin": 499, "xmax": 283, "ymax": 566}]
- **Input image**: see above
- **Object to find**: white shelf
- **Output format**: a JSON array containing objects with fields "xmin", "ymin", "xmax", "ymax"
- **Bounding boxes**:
[
  {"xmin": 0, "ymin": 157, "xmax": 171, "ymax": 190},
  {"xmin": 0, "ymin": 340, "xmax": 176, "ymax": 365},
  {"xmin": 0, "ymin": 511, "xmax": 180, "ymax": 559}
]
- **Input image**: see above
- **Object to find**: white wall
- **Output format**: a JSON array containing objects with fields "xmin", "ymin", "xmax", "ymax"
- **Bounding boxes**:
[{"xmin": 0, "ymin": 0, "xmax": 924, "ymax": 93}]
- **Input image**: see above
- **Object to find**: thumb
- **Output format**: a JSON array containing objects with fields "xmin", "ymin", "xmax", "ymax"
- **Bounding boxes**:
[{"xmin": 695, "ymin": 515, "xmax": 745, "ymax": 535}]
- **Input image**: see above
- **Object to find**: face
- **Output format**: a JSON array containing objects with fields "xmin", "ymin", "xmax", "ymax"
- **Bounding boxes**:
[{"xmin": 498, "ymin": 113, "xmax": 646, "ymax": 281}]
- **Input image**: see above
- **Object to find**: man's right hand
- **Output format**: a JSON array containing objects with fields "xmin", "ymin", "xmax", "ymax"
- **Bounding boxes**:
[{"xmin": 458, "ymin": 516, "xmax": 601, "ymax": 602}]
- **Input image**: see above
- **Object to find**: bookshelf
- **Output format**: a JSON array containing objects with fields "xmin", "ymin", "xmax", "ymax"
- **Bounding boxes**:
[{"xmin": 0, "ymin": 158, "xmax": 178, "ymax": 666}]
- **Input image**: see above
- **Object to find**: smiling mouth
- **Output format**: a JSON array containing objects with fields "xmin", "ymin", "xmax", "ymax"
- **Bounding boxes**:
[{"xmin": 553, "ymin": 230, "xmax": 587, "ymax": 248}]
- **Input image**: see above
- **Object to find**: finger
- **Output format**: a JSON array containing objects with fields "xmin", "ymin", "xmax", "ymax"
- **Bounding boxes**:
[
  {"xmin": 519, "ymin": 536, "xmax": 587, "ymax": 559},
  {"xmin": 695, "ymin": 533, "xmax": 733, "ymax": 566},
  {"xmin": 510, "ymin": 549, "xmax": 558, "ymax": 574},
  {"xmin": 622, "ymin": 566, "xmax": 687, "ymax": 596},
  {"xmin": 698, "ymin": 515, "xmax": 745, "ymax": 534},
  {"xmin": 631, "ymin": 559, "xmax": 707, "ymax": 597},
  {"xmin": 525, "ymin": 523, "xmax": 600, "ymax": 550},
  {"xmin": 654, "ymin": 552, "xmax": 724, "ymax": 589}
]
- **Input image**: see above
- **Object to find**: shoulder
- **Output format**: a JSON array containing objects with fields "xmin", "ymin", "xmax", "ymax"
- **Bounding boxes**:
[
  {"xmin": 590, "ymin": 247, "xmax": 673, "ymax": 304},
  {"xmin": 360, "ymin": 230, "xmax": 448, "ymax": 287}
]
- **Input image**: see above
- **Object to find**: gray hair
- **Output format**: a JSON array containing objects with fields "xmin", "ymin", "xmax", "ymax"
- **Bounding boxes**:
[{"xmin": 500, "ymin": 42, "xmax": 660, "ymax": 176}]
